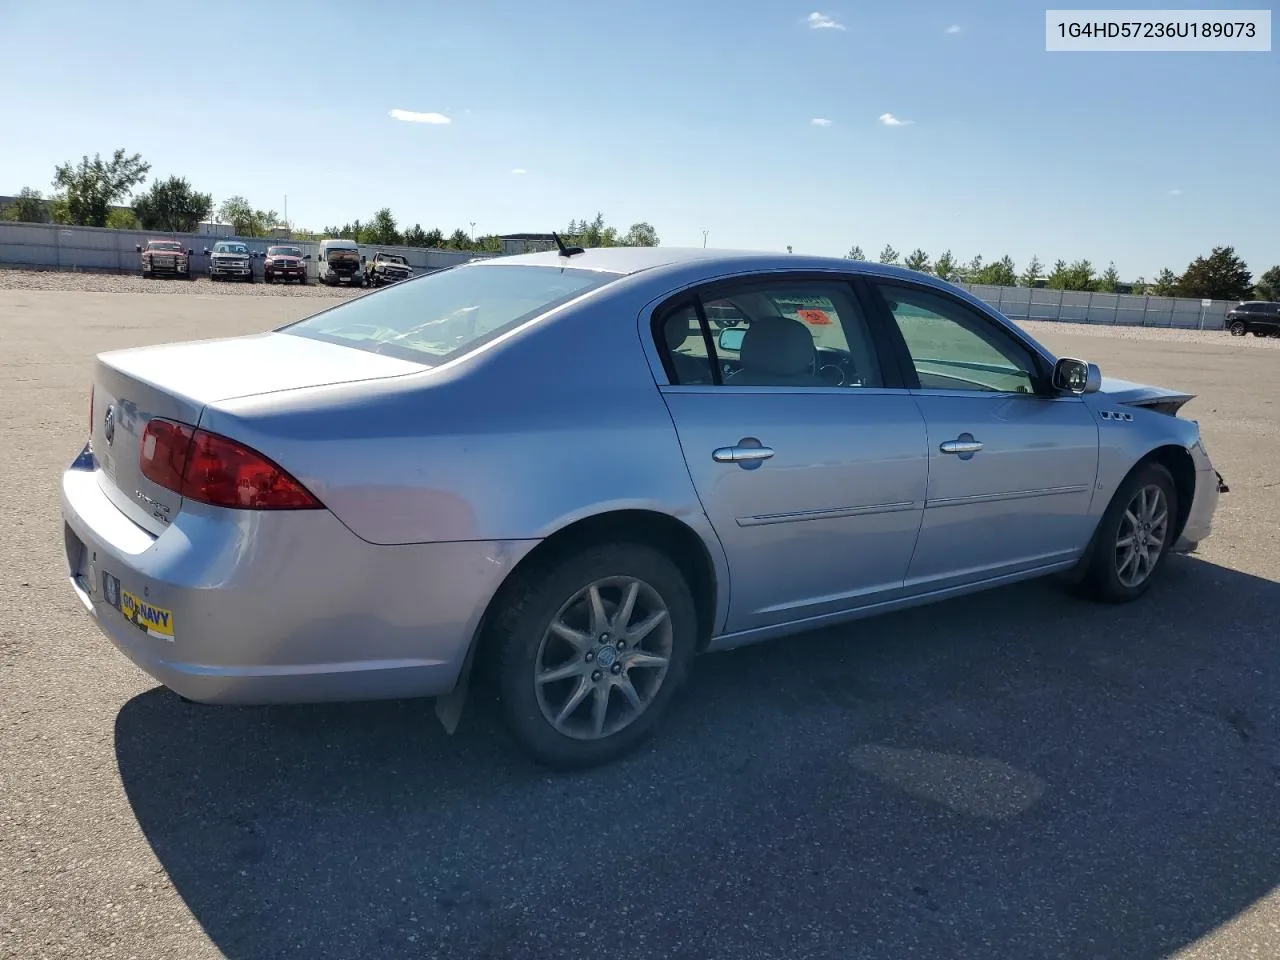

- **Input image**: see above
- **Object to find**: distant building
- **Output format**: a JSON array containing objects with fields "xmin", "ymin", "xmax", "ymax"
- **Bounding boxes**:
[
  {"xmin": 498, "ymin": 233, "xmax": 558, "ymax": 255},
  {"xmin": 198, "ymin": 221, "xmax": 235, "ymax": 237}
]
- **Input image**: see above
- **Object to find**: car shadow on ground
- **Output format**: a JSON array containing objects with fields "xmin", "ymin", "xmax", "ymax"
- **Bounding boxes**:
[{"xmin": 115, "ymin": 555, "xmax": 1280, "ymax": 960}]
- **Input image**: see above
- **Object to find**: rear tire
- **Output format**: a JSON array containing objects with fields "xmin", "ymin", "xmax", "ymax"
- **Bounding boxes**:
[
  {"xmin": 492, "ymin": 543, "xmax": 697, "ymax": 769},
  {"xmin": 1076, "ymin": 461, "xmax": 1178, "ymax": 604}
]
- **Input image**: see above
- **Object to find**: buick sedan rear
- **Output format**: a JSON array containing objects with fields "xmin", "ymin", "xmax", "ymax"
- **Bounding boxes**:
[{"xmin": 62, "ymin": 248, "xmax": 1225, "ymax": 769}]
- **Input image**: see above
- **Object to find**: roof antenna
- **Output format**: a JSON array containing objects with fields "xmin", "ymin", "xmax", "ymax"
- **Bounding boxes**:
[{"xmin": 552, "ymin": 231, "xmax": 585, "ymax": 257}]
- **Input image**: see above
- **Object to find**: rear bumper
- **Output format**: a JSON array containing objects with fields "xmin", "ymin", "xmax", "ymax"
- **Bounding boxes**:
[{"xmin": 60, "ymin": 451, "xmax": 536, "ymax": 705}]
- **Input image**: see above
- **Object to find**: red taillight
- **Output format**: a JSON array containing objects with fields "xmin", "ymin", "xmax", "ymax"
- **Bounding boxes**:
[
  {"xmin": 140, "ymin": 418, "xmax": 196, "ymax": 492},
  {"xmin": 139, "ymin": 418, "xmax": 323, "ymax": 510}
]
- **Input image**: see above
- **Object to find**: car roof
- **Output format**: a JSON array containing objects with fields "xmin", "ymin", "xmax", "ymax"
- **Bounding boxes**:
[{"xmin": 468, "ymin": 245, "xmax": 962, "ymax": 287}]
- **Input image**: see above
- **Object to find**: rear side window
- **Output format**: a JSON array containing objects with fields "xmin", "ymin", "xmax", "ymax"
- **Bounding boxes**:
[
  {"xmin": 281, "ymin": 264, "xmax": 620, "ymax": 365},
  {"xmin": 656, "ymin": 279, "xmax": 884, "ymax": 389}
]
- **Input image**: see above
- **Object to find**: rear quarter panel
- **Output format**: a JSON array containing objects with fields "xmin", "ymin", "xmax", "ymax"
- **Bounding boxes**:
[{"xmin": 198, "ymin": 274, "xmax": 718, "ymax": 549}]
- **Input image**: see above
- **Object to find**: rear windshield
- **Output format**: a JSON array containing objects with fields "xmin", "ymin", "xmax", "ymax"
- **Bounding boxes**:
[{"xmin": 280, "ymin": 263, "xmax": 620, "ymax": 365}]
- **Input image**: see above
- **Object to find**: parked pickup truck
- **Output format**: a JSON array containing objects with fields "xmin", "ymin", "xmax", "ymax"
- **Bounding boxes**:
[
  {"xmin": 365, "ymin": 251, "xmax": 413, "ymax": 287},
  {"xmin": 204, "ymin": 240, "xmax": 255, "ymax": 282},
  {"xmin": 263, "ymin": 245, "xmax": 309, "ymax": 284},
  {"xmin": 137, "ymin": 240, "xmax": 194, "ymax": 279}
]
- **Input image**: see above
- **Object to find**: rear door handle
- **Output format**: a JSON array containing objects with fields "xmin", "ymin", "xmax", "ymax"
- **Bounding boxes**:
[
  {"xmin": 713, "ymin": 444, "xmax": 775, "ymax": 463},
  {"xmin": 940, "ymin": 438, "xmax": 984, "ymax": 455}
]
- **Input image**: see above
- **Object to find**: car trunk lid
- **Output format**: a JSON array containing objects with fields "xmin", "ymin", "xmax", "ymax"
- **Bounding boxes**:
[{"xmin": 91, "ymin": 332, "xmax": 426, "ymax": 535}]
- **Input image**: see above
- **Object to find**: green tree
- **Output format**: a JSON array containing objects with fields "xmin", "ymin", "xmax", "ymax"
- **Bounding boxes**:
[
  {"xmin": 845, "ymin": 245, "xmax": 865, "ymax": 260},
  {"xmin": 621, "ymin": 222, "xmax": 659, "ymax": 246},
  {"xmin": 961, "ymin": 254, "xmax": 984, "ymax": 282},
  {"xmin": 563, "ymin": 213, "xmax": 621, "ymax": 248},
  {"xmin": 0, "ymin": 187, "xmax": 50, "ymax": 223},
  {"xmin": 218, "ymin": 196, "xmax": 277, "ymax": 237},
  {"xmin": 51, "ymin": 148, "xmax": 150, "ymax": 227},
  {"xmin": 132, "ymin": 176, "xmax": 212, "ymax": 233},
  {"xmin": 877, "ymin": 244, "xmax": 899, "ymax": 265},
  {"xmin": 446, "ymin": 228, "xmax": 472, "ymax": 249},
  {"xmin": 105, "ymin": 208, "xmax": 139, "ymax": 230},
  {"xmin": 422, "ymin": 227, "xmax": 444, "ymax": 248},
  {"xmin": 1151, "ymin": 268, "xmax": 1180, "ymax": 296},
  {"xmin": 401, "ymin": 224, "xmax": 429, "ymax": 247},
  {"xmin": 1019, "ymin": 255, "xmax": 1044, "ymax": 287},
  {"xmin": 974, "ymin": 255, "xmax": 1017, "ymax": 287},
  {"xmin": 1131, "ymin": 276, "xmax": 1148, "ymax": 295},
  {"xmin": 1176, "ymin": 245, "xmax": 1253, "ymax": 301},
  {"xmin": 902, "ymin": 248, "xmax": 931, "ymax": 273},
  {"xmin": 1096, "ymin": 261, "xmax": 1121, "ymax": 293},
  {"xmin": 1046, "ymin": 258, "xmax": 1097, "ymax": 292},
  {"xmin": 1254, "ymin": 265, "xmax": 1280, "ymax": 301},
  {"xmin": 365, "ymin": 207, "xmax": 401, "ymax": 245},
  {"xmin": 933, "ymin": 250, "xmax": 958, "ymax": 281}
]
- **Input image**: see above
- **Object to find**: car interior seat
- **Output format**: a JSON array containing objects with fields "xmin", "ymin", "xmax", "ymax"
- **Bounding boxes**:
[
  {"xmin": 727, "ymin": 315, "xmax": 821, "ymax": 387},
  {"xmin": 663, "ymin": 311, "xmax": 713, "ymax": 384}
]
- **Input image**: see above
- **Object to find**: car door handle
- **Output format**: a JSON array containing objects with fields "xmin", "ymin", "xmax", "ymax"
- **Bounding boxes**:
[
  {"xmin": 713, "ymin": 444, "xmax": 775, "ymax": 463},
  {"xmin": 940, "ymin": 438, "xmax": 984, "ymax": 455}
]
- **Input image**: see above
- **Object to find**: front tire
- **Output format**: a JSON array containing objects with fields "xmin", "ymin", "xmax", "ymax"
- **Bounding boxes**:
[
  {"xmin": 1230, "ymin": 320, "xmax": 1247, "ymax": 336},
  {"xmin": 1077, "ymin": 461, "xmax": 1178, "ymax": 603},
  {"xmin": 492, "ymin": 543, "xmax": 698, "ymax": 769}
]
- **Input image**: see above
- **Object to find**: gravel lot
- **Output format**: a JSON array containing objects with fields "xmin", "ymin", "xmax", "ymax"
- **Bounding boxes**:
[
  {"xmin": 2, "ymin": 282, "xmax": 1279, "ymax": 960},
  {"xmin": 0, "ymin": 267, "xmax": 367, "ymax": 299}
]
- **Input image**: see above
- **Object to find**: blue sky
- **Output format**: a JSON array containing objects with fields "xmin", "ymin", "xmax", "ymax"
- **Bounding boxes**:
[{"xmin": 2, "ymin": 1, "xmax": 1275, "ymax": 279}]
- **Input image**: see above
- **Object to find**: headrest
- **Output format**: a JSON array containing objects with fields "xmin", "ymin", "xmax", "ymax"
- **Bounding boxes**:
[
  {"xmin": 664, "ymin": 312, "xmax": 693, "ymax": 351},
  {"xmin": 739, "ymin": 315, "xmax": 815, "ymax": 376}
]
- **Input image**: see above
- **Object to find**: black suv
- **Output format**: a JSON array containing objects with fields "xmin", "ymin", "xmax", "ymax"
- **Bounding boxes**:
[{"xmin": 1226, "ymin": 301, "xmax": 1280, "ymax": 337}]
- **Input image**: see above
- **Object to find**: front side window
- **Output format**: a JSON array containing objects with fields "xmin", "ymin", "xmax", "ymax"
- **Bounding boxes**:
[
  {"xmin": 281, "ymin": 263, "xmax": 620, "ymax": 365},
  {"xmin": 657, "ymin": 279, "xmax": 884, "ymax": 389},
  {"xmin": 872, "ymin": 283, "xmax": 1039, "ymax": 394}
]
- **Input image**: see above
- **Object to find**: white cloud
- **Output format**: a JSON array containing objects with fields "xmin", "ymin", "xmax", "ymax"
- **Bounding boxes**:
[
  {"xmin": 806, "ymin": 11, "xmax": 845, "ymax": 30},
  {"xmin": 511, "ymin": 168, "xmax": 527, "ymax": 175},
  {"xmin": 811, "ymin": 117, "xmax": 833, "ymax": 127},
  {"xmin": 878, "ymin": 112, "xmax": 914, "ymax": 126},
  {"xmin": 1167, "ymin": 188, "xmax": 1183, "ymax": 195},
  {"xmin": 945, "ymin": 24, "xmax": 961, "ymax": 34},
  {"xmin": 389, "ymin": 108, "xmax": 451, "ymax": 124}
]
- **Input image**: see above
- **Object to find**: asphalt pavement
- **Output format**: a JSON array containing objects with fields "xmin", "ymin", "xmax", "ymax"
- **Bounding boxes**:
[{"xmin": 2, "ymin": 284, "xmax": 1278, "ymax": 960}]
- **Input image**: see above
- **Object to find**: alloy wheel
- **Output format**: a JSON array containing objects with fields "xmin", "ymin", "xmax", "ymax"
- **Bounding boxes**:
[
  {"xmin": 1115, "ymin": 483, "xmax": 1169, "ymax": 588},
  {"xmin": 534, "ymin": 577, "xmax": 673, "ymax": 741}
]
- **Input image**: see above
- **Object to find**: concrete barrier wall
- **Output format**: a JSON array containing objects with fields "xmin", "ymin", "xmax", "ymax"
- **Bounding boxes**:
[
  {"xmin": 0, "ymin": 221, "xmax": 1234, "ymax": 329},
  {"xmin": 959, "ymin": 282, "xmax": 1230, "ymax": 331},
  {"xmin": 0, "ymin": 221, "xmax": 491, "ymax": 279}
]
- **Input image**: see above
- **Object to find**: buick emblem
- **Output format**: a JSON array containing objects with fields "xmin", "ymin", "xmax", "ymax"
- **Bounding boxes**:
[{"xmin": 103, "ymin": 404, "xmax": 116, "ymax": 446}]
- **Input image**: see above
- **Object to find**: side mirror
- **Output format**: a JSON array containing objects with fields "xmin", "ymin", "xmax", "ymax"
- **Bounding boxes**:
[
  {"xmin": 1052, "ymin": 357, "xmax": 1102, "ymax": 395},
  {"xmin": 718, "ymin": 327, "xmax": 746, "ymax": 352},
  {"xmin": 135, "ymin": 244, "xmax": 142, "ymax": 252},
  {"xmin": 304, "ymin": 254, "xmax": 312, "ymax": 260},
  {"xmin": 187, "ymin": 248, "xmax": 194, "ymax": 256},
  {"xmin": 203, "ymin": 248, "xmax": 210, "ymax": 255},
  {"xmin": 361, "ymin": 255, "xmax": 367, "ymax": 263}
]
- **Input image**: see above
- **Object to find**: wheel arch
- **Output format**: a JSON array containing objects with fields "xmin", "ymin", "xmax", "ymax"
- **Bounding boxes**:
[
  {"xmin": 1139, "ymin": 443, "xmax": 1197, "ymax": 542},
  {"xmin": 436, "ymin": 508, "xmax": 723, "ymax": 729}
]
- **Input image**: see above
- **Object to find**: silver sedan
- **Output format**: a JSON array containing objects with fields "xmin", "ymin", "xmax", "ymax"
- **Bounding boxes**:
[{"xmin": 61, "ymin": 247, "xmax": 1227, "ymax": 768}]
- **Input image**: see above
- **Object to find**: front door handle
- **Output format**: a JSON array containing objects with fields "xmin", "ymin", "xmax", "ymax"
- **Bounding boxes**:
[
  {"xmin": 940, "ymin": 437, "xmax": 984, "ymax": 455},
  {"xmin": 713, "ymin": 443, "xmax": 775, "ymax": 463}
]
